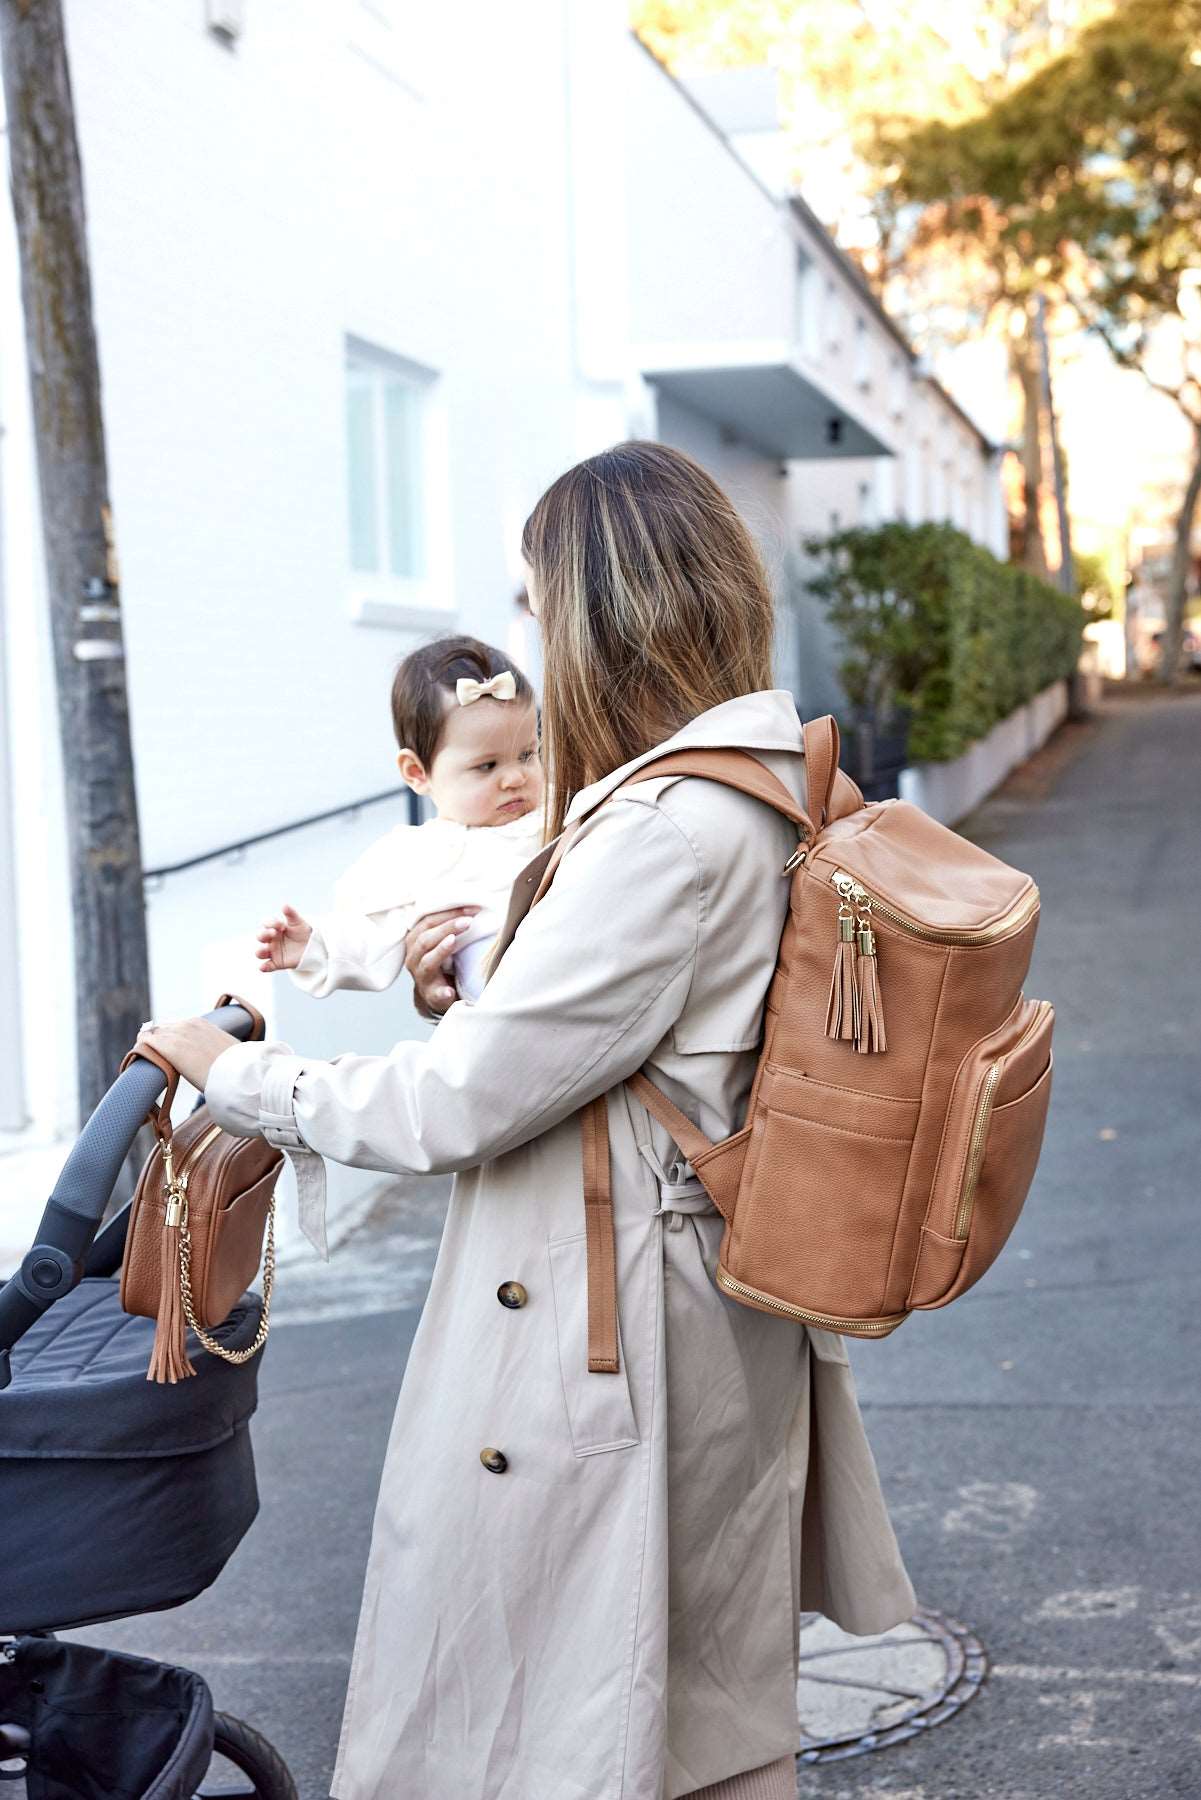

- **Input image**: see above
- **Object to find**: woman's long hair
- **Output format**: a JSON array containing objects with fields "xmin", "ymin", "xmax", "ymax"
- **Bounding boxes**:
[{"xmin": 521, "ymin": 441, "xmax": 775, "ymax": 839}]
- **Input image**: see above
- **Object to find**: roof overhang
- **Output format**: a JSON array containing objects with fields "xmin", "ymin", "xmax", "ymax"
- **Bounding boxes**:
[{"xmin": 640, "ymin": 343, "xmax": 895, "ymax": 461}]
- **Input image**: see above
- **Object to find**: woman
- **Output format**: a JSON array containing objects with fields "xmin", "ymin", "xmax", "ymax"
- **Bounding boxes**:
[{"xmin": 142, "ymin": 443, "xmax": 914, "ymax": 1800}]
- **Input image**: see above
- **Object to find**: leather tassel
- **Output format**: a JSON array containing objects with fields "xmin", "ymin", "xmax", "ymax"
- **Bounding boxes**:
[
  {"xmin": 825, "ymin": 909, "xmax": 860, "ymax": 1042},
  {"xmin": 855, "ymin": 923, "xmax": 887, "ymax": 1054},
  {"xmin": 146, "ymin": 1183, "xmax": 194, "ymax": 1384}
]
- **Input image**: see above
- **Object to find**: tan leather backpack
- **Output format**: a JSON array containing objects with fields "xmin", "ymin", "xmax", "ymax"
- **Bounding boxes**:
[{"xmin": 557, "ymin": 716, "xmax": 1054, "ymax": 1372}]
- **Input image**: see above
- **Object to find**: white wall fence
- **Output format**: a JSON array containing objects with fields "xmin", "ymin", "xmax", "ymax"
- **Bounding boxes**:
[{"xmin": 898, "ymin": 680, "xmax": 1069, "ymax": 827}]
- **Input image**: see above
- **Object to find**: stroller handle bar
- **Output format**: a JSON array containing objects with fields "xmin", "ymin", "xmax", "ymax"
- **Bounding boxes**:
[
  {"xmin": 49, "ymin": 1006, "xmax": 256, "ymax": 1221},
  {"xmin": 0, "ymin": 1004, "xmax": 258, "ymax": 1381}
]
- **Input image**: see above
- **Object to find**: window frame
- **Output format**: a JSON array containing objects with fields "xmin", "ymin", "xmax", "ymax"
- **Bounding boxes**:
[
  {"xmin": 853, "ymin": 316, "xmax": 871, "ymax": 390},
  {"xmin": 794, "ymin": 250, "xmax": 821, "ymax": 359},
  {"xmin": 343, "ymin": 337, "xmax": 452, "ymax": 628}
]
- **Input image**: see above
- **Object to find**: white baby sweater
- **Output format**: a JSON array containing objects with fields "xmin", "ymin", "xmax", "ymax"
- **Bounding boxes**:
[{"xmin": 292, "ymin": 809, "xmax": 545, "ymax": 1003}]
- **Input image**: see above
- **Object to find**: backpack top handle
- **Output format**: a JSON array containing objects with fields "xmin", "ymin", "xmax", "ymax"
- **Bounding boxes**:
[{"xmin": 802, "ymin": 715, "xmax": 841, "ymax": 828}]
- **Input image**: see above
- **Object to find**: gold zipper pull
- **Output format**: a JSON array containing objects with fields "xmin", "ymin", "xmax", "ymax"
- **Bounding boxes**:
[
  {"xmin": 150, "ymin": 1142, "xmax": 194, "ymax": 1384},
  {"xmin": 854, "ymin": 899, "xmax": 888, "ymax": 1054},
  {"xmin": 825, "ymin": 882, "xmax": 861, "ymax": 1043}
]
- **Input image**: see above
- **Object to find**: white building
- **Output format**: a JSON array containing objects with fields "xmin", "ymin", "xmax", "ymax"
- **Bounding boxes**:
[{"xmin": 0, "ymin": 1, "xmax": 1004, "ymax": 1236}]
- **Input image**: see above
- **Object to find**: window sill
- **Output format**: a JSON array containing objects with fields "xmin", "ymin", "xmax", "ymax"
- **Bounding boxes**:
[{"xmin": 349, "ymin": 592, "xmax": 457, "ymax": 633}]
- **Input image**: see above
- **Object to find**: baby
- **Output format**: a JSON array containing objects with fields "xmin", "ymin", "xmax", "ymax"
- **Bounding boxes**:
[{"xmin": 257, "ymin": 636, "xmax": 544, "ymax": 1005}]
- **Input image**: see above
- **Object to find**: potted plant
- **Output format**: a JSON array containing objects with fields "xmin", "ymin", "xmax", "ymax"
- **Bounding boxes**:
[{"xmin": 804, "ymin": 525, "xmax": 923, "ymax": 799}]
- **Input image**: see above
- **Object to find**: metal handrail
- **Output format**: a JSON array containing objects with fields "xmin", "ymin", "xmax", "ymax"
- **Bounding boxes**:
[{"xmin": 143, "ymin": 787, "xmax": 423, "ymax": 881}]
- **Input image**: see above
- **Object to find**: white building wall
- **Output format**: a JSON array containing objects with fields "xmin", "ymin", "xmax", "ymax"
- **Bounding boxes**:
[
  {"xmin": 625, "ymin": 41, "xmax": 795, "ymax": 356},
  {"xmin": 59, "ymin": 0, "xmax": 581, "ymax": 873},
  {"xmin": 0, "ymin": 194, "xmax": 77, "ymax": 1142},
  {"xmin": 0, "ymin": 0, "xmax": 598, "ymax": 1151}
]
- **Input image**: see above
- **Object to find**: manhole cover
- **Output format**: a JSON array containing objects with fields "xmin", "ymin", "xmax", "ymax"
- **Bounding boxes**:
[{"xmin": 796, "ymin": 1607, "xmax": 987, "ymax": 1763}]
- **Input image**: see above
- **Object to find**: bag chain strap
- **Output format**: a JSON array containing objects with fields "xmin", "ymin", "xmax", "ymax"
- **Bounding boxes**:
[{"xmin": 176, "ymin": 1195, "xmax": 276, "ymax": 1364}]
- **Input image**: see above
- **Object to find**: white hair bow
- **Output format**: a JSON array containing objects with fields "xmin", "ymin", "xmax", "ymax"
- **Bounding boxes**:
[{"xmin": 456, "ymin": 670, "xmax": 517, "ymax": 706}]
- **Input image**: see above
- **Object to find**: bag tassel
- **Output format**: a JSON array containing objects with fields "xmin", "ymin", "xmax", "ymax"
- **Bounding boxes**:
[
  {"xmin": 146, "ymin": 1155, "xmax": 195, "ymax": 1384},
  {"xmin": 855, "ymin": 919, "xmax": 887, "ymax": 1054},
  {"xmin": 825, "ymin": 905, "xmax": 860, "ymax": 1042}
]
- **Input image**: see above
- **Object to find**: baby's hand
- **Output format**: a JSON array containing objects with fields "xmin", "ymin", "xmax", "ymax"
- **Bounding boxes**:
[{"xmin": 256, "ymin": 903, "xmax": 312, "ymax": 973}]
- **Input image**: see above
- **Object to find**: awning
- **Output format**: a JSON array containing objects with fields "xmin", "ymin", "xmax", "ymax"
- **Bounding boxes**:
[{"xmin": 642, "ymin": 349, "xmax": 895, "ymax": 461}]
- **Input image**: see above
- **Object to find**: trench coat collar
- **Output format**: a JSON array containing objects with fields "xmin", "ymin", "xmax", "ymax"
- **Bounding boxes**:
[{"xmin": 564, "ymin": 689, "xmax": 805, "ymax": 825}]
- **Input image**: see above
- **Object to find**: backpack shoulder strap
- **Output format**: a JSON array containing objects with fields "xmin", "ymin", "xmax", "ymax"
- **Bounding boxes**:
[
  {"xmin": 523, "ymin": 722, "xmax": 853, "ymax": 1380},
  {"xmin": 615, "ymin": 716, "xmax": 854, "ymax": 835},
  {"xmin": 619, "ymin": 746, "xmax": 817, "ymax": 841}
]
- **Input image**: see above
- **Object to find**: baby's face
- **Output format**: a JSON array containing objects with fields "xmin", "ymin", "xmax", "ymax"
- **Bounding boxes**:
[{"xmin": 416, "ymin": 698, "xmax": 542, "ymax": 827}]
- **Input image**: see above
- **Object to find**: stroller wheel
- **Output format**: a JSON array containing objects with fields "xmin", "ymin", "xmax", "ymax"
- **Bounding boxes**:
[{"xmin": 197, "ymin": 1712, "xmax": 298, "ymax": 1800}]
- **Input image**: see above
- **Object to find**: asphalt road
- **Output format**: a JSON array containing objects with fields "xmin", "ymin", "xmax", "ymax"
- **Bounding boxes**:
[{"xmin": 71, "ymin": 690, "xmax": 1201, "ymax": 1799}]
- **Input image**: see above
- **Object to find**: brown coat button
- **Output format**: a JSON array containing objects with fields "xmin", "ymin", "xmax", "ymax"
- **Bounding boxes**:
[
  {"xmin": 497, "ymin": 1281, "xmax": 528, "ymax": 1309},
  {"xmin": 480, "ymin": 1447, "xmax": 508, "ymax": 1474}
]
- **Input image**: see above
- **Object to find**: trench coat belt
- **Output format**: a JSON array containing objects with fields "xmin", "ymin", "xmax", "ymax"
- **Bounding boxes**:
[
  {"xmin": 581, "ymin": 1070, "xmax": 722, "ymax": 1372},
  {"xmin": 655, "ymin": 1184, "xmax": 716, "ymax": 1230}
]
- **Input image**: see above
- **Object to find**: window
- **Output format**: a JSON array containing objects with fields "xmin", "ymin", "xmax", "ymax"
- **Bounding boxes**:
[
  {"xmin": 888, "ymin": 354, "xmax": 907, "ymax": 420},
  {"xmin": 794, "ymin": 251, "xmax": 819, "ymax": 357},
  {"xmin": 825, "ymin": 282, "xmax": 841, "ymax": 352},
  {"xmin": 854, "ymin": 318, "xmax": 871, "ymax": 389},
  {"xmin": 874, "ymin": 460, "xmax": 896, "ymax": 521},
  {"xmin": 345, "ymin": 341, "xmax": 449, "ymax": 623},
  {"xmin": 857, "ymin": 478, "xmax": 874, "ymax": 525},
  {"xmin": 904, "ymin": 449, "xmax": 923, "ymax": 521}
]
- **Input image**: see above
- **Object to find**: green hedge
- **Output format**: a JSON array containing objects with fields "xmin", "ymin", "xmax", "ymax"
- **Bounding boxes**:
[{"xmin": 804, "ymin": 521, "xmax": 1085, "ymax": 763}]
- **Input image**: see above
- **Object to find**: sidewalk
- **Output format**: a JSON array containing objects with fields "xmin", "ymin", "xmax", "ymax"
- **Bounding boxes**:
[
  {"xmin": 50, "ymin": 691, "xmax": 1201, "ymax": 1796},
  {"xmin": 836, "ymin": 690, "xmax": 1201, "ymax": 1797}
]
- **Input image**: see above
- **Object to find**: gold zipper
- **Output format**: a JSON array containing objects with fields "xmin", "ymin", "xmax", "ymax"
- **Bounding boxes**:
[
  {"xmin": 952, "ymin": 1000, "xmax": 1052, "ymax": 1240},
  {"xmin": 177, "ymin": 1121, "xmax": 222, "ymax": 1177},
  {"xmin": 162, "ymin": 1121, "xmax": 223, "ymax": 1226},
  {"xmin": 829, "ymin": 868, "xmax": 1039, "ymax": 946},
  {"xmin": 717, "ymin": 1265, "xmax": 908, "ymax": 1335},
  {"xmin": 953, "ymin": 1066, "xmax": 999, "ymax": 1240}
]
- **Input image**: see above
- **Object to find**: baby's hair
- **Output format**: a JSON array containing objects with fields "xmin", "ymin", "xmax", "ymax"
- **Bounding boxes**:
[{"xmin": 391, "ymin": 635, "xmax": 534, "ymax": 768}]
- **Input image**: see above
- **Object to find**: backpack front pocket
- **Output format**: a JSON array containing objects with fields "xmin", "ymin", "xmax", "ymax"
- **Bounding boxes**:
[
  {"xmin": 727, "ymin": 1066, "xmax": 920, "ymax": 1323},
  {"xmin": 909, "ymin": 998, "xmax": 1054, "ymax": 1309}
]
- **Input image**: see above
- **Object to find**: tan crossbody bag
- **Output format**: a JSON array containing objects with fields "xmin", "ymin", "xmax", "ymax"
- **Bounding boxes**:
[
  {"xmin": 518, "ymin": 716, "xmax": 1054, "ymax": 1374},
  {"xmin": 120, "ymin": 994, "xmax": 285, "ymax": 1384}
]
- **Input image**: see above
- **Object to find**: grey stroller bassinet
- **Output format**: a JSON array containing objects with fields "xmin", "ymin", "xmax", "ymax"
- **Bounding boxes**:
[{"xmin": 0, "ymin": 1002, "xmax": 296, "ymax": 1799}]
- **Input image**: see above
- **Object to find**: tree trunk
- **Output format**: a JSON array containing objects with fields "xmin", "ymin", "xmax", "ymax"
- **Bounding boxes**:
[
  {"xmin": 0, "ymin": 0, "xmax": 150, "ymax": 1129},
  {"xmin": 1012, "ymin": 305, "xmax": 1049, "ymax": 581},
  {"xmin": 1156, "ymin": 427, "xmax": 1201, "ymax": 685},
  {"xmin": 1032, "ymin": 294, "xmax": 1074, "ymax": 596}
]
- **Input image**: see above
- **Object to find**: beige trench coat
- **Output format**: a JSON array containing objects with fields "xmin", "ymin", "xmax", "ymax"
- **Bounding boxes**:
[{"xmin": 207, "ymin": 690, "xmax": 915, "ymax": 1800}]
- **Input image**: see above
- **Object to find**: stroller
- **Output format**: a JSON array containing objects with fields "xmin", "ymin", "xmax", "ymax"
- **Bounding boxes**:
[{"xmin": 0, "ymin": 1003, "xmax": 297, "ymax": 1798}]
